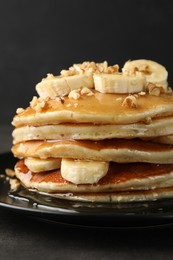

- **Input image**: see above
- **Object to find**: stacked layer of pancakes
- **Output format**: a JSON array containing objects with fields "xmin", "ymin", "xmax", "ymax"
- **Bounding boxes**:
[{"xmin": 11, "ymin": 60, "xmax": 173, "ymax": 202}]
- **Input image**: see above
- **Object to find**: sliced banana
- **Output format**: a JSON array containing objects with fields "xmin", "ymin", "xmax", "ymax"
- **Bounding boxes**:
[
  {"xmin": 36, "ymin": 72, "xmax": 94, "ymax": 98},
  {"xmin": 93, "ymin": 73, "xmax": 146, "ymax": 93},
  {"xmin": 24, "ymin": 157, "xmax": 61, "ymax": 172},
  {"xmin": 61, "ymin": 159, "xmax": 109, "ymax": 184},
  {"xmin": 122, "ymin": 59, "xmax": 168, "ymax": 89}
]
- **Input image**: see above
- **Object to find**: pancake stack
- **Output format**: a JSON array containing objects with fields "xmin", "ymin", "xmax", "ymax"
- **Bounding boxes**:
[{"xmin": 11, "ymin": 59, "xmax": 173, "ymax": 202}]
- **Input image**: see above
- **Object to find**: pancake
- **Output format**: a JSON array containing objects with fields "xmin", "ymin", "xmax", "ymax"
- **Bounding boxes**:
[
  {"xmin": 35, "ymin": 187, "xmax": 173, "ymax": 203},
  {"xmin": 12, "ymin": 139, "xmax": 173, "ymax": 164},
  {"xmin": 11, "ymin": 60, "xmax": 173, "ymax": 203},
  {"xmin": 15, "ymin": 160, "xmax": 173, "ymax": 194},
  {"xmin": 12, "ymin": 92, "xmax": 173, "ymax": 127},
  {"xmin": 12, "ymin": 115, "xmax": 173, "ymax": 143}
]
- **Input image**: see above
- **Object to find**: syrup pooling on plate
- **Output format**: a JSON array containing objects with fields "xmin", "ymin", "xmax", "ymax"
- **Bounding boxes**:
[
  {"xmin": 3, "ymin": 152, "xmax": 173, "ymax": 228},
  {"xmin": 10, "ymin": 59, "xmax": 173, "ymax": 203}
]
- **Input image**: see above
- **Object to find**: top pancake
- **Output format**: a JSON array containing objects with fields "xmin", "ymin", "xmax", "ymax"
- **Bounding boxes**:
[{"xmin": 12, "ymin": 91, "xmax": 173, "ymax": 127}]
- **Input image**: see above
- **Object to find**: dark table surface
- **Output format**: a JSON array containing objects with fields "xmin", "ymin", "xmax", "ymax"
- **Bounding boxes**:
[{"xmin": 1, "ymin": 125, "xmax": 173, "ymax": 260}]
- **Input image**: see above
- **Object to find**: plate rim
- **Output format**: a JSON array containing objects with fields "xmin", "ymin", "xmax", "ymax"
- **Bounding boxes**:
[{"xmin": 2, "ymin": 152, "xmax": 173, "ymax": 228}]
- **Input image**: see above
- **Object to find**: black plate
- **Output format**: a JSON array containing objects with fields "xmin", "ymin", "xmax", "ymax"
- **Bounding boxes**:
[{"xmin": 1, "ymin": 152, "xmax": 173, "ymax": 229}]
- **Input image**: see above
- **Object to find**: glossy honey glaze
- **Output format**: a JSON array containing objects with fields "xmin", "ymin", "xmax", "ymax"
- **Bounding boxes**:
[
  {"xmin": 12, "ymin": 91, "xmax": 173, "ymax": 126},
  {"xmin": 16, "ymin": 160, "xmax": 173, "ymax": 186}
]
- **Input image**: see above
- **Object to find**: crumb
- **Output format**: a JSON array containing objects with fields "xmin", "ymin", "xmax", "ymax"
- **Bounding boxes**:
[
  {"xmin": 9, "ymin": 178, "xmax": 20, "ymax": 192},
  {"xmin": 5, "ymin": 168, "xmax": 15, "ymax": 177},
  {"xmin": 144, "ymin": 117, "xmax": 152, "ymax": 124},
  {"xmin": 0, "ymin": 174, "xmax": 5, "ymax": 179}
]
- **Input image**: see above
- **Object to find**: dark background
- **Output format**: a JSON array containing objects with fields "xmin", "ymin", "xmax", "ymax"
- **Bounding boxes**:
[{"xmin": 0, "ymin": 0, "xmax": 173, "ymax": 124}]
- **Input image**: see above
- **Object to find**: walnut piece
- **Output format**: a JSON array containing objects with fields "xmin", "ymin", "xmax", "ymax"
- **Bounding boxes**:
[
  {"xmin": 68, "ymin": 89, "xmax": 80, "ymax": 100},
  {"xmin": 138, "ymin": 91, "xmax": 146, "ymax": 96},
  {"xmin": 60, "ymin": 61, "xmax": 119, "ymax": 76},
  {"xmin": 80, "ymin": 87, "xmax": 94, "ymax": 96},
  {"xmin": 68, "ymin": 87, "xmax": 94, "ymax": 100},
  {"xmin": 16, "ymin": 108, "xmax": 25, "ymax": 114},
  {"xmin": 30, "ymin": 96, "xmax": 47, "ymax": 112},
  {"xmin": 122, "ymin": 95, "xmax": 138, "ymax": 108},
  {"xmin": 147, "ymin": 83, "xmax": 163, "ymax": 96}
]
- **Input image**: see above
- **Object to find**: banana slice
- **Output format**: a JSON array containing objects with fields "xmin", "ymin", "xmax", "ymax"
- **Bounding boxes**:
[
  {"xmin": 93, "ymin": 73, "xmax": 145, "ymax": 93},
  {"xmin": 61, "ymin": 159, "xmax": 109, "ymax": 184},
  {"xmin": 36, "ymin": 72, "xmax": 94, "ymax": 98},
  {"xmin": 24, "ymin": 157, "xmax": 61, "ymax": 172},
  {"xmin": 122, "ymin": 59, "xmax": 168, "ymax": 89}
]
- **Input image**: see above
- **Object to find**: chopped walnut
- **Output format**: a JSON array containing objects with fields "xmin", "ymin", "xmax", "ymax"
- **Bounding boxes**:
[
  {"xmin": 138, "ymin": 91, "xmax": 146, "ymax": 96},
  {"xmin": 147, "ymin": 83, "xmax": 162, "ymax": 96},
  {"xmin": 106, "ymin": 65, "xmax": 119, "ymax": 74},
  {"xmin": 60, "ymin": 61, "xmax": 119, "ymax": 76},
  {"xmin": 30, "ymin": 96, "xmax": 38, "ymax": 107},
  {"xmin": 81, "ymin": 87, "xmax": 94, "ymax": 96},
  {"xmin": 116, "ymin": 97, "xmax": 123, "ymax": 101},
  {"xmin": 95, "ymin": 62, "xmax": 119, "ymax": 74},
  {"xmin": 68, "ymin": 89, "xmax": 80, "ymax": 100},
  {"xmin": 87, "ymin": 91, "xmax": 94, "ymax": 96},
  {"xmin": 9, "ymin": 178, "xmax": 20, "ymax": 192},
  {"xmin": 16, "ymin": 108, "xmax": 24, "ymax": 114},
  {"xmin": 46, "ymin": 73, "xmax": 55, "ymax": 79},
  {"xmin": 5, "ymin": 168, "xmax": 15, "ymax": 177},
  {"xmin": 30, "ymin": 96, "xmax": 47, "ymax": 112},
  {"xmin": 60, "ymin": 68, "xmax": 76, "ymax": 76},
  {"xmin": 74, "ymin": 103, "xmax": 78, "ymax": 108},
  {"xmin": 122, "ymin": 95, "xmax": 138, "ymax": 108},
  {"xmin": 123, "ymin": 63, "xmax": 151, "ymax": 77}
]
